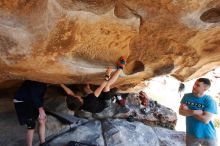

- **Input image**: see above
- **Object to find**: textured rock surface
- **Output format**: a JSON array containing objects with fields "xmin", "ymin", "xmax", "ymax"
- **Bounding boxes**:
[
  {"xmin": 48, "ymin": 119, "xmax": 185, "ymax": 146},
  {"xmin": 45, "ymin": 92, "xmax": 177, "ymax": 129},
  {"xmin": 0, "ymin": 103, "xmax": 183, "ymax": 146},
  {"xmin": 96, "ymin": 95, "xmax": 176, "ymax": 129},
  {"xmin": 1, "ymin": 0, "xmax": 220, "ymax": 88},
  {"xmin": 49, "ymin": 120, "xmax": 104, "ymax": 146}
]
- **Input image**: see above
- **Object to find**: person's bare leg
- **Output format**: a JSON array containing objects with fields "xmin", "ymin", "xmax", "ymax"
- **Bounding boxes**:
[
  {"xmin": 26, "ymin": 129, "xmax": 34, "ymax": 146},
  {"xmin": 38, "ymin": 119, "xmax": 46, "ymax": 144},
  {"xmin": 94, "ymin": 67, "xmax": 123, "ymax": 96},
  {"xmin": 93, "ymin": 81, "xmax": 108, "ymax": 97},
  {"xmin": 94, "ymin": 67, "xmax": 113, "ymax": 97},
  {"xmin": 102, "ymin": 56, "xmax": 126, "ymax": 92},
  {"xmin": 103, "ymin": 68, "xmax": 123, "ymax": 92}
]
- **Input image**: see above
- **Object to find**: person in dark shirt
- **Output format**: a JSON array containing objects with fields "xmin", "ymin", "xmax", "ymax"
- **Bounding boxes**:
[
  {"xmin": 178, "ymin": 82, "xmax": 185, "ymax": 98},
  {"xmin": 60, "ymin": 56, "xmax": 126, "ymax": 113},
  {"xmin": 13, "ymin": 80, "xmax": 50, "ymax": 146}
]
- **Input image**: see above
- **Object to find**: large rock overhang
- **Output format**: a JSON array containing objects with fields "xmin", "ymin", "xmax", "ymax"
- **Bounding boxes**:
[{"xmin": 1, "ymin": 0, "xmax": 220, "ymax": 89}]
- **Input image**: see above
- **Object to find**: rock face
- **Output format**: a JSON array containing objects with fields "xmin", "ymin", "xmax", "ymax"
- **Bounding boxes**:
[
  {"xmin": 45, "ymin": 92, "xmax": 177, "ymax": 130},
  {"xmin": 0, "ymin": 86, "xmax": 183, "ymax": 146},
  {"xmin": 82, "ymin": 93, "xmax": 177, "ymax": 130},
  {"xmin": 47, "ymin": 119, "xmax": 185, "ymax": 146},
  {"xmin": 1, "ymin": 0, "xmax": 220, "ymax": 88}
]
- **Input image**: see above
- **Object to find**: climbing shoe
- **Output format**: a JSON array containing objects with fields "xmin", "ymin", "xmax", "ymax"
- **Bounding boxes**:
[{"xmin": 117, "ymin": 56, "xmax": 126, "ymax": 69}]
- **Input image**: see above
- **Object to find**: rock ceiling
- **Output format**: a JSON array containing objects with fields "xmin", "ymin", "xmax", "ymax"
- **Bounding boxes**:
[{"xmin": 1, "ymin": 0, "xmax": 220, "ymax": 89}]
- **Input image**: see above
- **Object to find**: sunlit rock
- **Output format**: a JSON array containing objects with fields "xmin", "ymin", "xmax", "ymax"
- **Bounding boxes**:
[{"xmin": 1, "ymin": 0, "xmax": 220, "ymax": 88}]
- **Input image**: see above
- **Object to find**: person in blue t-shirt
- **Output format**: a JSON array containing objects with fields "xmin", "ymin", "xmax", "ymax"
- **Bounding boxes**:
[{"xmin": 179, "ymin": 78, "xmax": 218, "ymax": 146}]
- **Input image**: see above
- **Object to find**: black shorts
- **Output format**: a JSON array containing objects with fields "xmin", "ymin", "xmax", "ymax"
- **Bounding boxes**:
[
  {"xmin": 98, "ymin": 91, "xmax": 112, "ymax": 101},
  {"xmin": 14, "ymin": 102, "xmax": 39, "ymax": 129},
  {"xmin": 81, "ymin": 91, "xmax": 112, "ymax": 113}
]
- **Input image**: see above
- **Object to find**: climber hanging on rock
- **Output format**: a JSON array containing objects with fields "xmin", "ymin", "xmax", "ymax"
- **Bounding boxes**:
[{"xmin": 60, "ymin": 56, "xmax": 129, "ymax": 114}]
